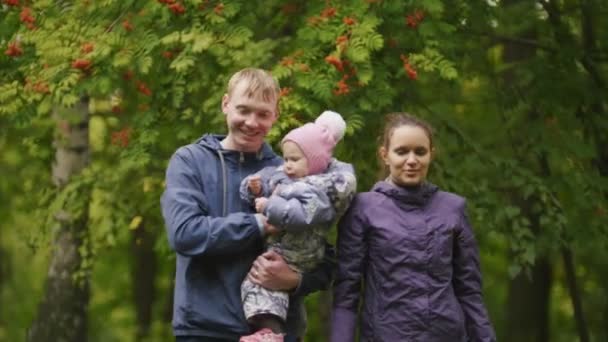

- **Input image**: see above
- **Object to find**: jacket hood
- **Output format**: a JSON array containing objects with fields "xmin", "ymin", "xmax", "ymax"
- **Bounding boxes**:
[
  {"xmin": 195, "ymin": 133, "xmax": 278, "ymax": 161},
  {"xmin": 372, "ymin": 180, "xmax": 438, "ymax": 206}
]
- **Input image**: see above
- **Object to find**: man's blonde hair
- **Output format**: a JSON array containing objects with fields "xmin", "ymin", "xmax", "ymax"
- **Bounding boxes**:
[{"xmin": 227, "ymin": 68, "xmax": 280, "ymax": 104}]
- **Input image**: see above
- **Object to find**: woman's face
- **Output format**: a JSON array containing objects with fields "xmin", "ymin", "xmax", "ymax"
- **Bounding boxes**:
[{"xmin": 380, "ymin": 125, "xmax": 433, "ymax": 187}]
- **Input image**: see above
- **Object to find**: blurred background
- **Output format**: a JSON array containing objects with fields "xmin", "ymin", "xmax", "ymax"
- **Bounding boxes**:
[{"xmin": 1, "ymin": 0, "xmax": 607, "ymax": 341}]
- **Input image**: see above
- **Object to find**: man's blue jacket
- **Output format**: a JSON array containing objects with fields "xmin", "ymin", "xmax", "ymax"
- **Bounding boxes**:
[{"xmin": 161, "ymin": 134, "xmax": 335, "ymax": 340}]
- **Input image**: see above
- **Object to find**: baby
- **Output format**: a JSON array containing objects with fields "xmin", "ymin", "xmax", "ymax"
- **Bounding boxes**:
[{"xmin": 239, "ymin": 111, "xmax": 356, "ymax": 342}]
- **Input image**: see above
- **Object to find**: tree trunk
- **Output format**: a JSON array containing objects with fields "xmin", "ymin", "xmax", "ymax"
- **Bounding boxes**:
[
  {"xmin": 0, "ymin": 243, "xmax": 8, "ymax": 328},
  {"xmin": 130, "ymin": 221, "xmax": 157, "ymax": 341},
  {"xmin": 28, "ymin": 98, "xmax": 91, "ymax": 342},
  {"xmin": 499, "ymin": 0, "xmax": 554, "ymax": 340},
  {"xmin": 506, "ymin": 259, "xmax": 552, "ymax": 342},
  {"xmin": 318, "ymin": 291, "xmax": 332, "ymax": 340},
  {"xmin": 164, "ymin": 263, "xmax": 175, "ymax": 322},
  {"xmin": 561, "ymin": 248, "xmax": 589, "ymax": 342}
]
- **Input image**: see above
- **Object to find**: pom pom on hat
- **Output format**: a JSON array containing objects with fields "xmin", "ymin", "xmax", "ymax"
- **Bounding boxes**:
[
  {"xmin": 282, "ymin": 110, "xmax": 346, "ymax": 175},
  {"xmin": 315, "ymin": 110, "xmax": 346, "ymax": 143}
]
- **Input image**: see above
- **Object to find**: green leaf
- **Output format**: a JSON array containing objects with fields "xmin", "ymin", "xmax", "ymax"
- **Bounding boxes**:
[
  {"xmin": 160, "ymin": 31, "xmax": 181, "ymax": 45},
  {"xmin": 138, "ymin": 56, "xmax": 153, "ymax": 75},
  {"xmin": 170, "ymin": 55, "xmax": 195, "ymax": 73},
  {"xmin": 192, "ymin": 32, "xmax": 214, "ymax": 53},
  {"xmin": 508, "ymin": 264, "xmax": 522, "ymax": 279}
]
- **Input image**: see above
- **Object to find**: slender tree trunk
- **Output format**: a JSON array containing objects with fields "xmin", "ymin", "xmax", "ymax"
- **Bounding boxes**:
[
  {"xmin": 506, "ymin": 259, "xmax": 552, "ymax": 342},
  {"xmin": 164, "ymin": 263, "xmax": 175, "ymax": 322},
  {"xmin": 130, "ymin": 222, "xmax": 157, "ymax": 341},
  {"xmin": 0, "ymin": 243, "xmax": 8, "ymax": 331},
  {"xmin": 28, "ymin": 98, "xmax": 91, "ymax": 342},
  {"xmin": 318, "ymin": 291, "xmax": 332, "ymax": 340},
  {"xmin": 499, "ymin": 1, "xmax": 554, "ymax": 340},
  {"xmin": 561, "ymin": 248, "xmax": 589, "ymax": 342}
]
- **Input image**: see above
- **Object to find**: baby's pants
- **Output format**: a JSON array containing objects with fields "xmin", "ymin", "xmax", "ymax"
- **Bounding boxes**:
[{"xmin": 241, "ymin": 278, "xmax": 289, "ymax": 321}]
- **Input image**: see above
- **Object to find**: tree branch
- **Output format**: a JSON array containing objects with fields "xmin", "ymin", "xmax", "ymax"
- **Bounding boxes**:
[
  {"xmin": 490, "ymin": 33, "xmax": 556, "ymax": 52},
  {"xmin": 540, "ymin": 0, "xmax": 606, "ymax": 89}
]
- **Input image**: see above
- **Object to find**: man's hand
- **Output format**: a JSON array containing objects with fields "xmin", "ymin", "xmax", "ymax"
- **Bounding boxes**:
[
  {"xmin": 258, "ymin": 214, "xmax": 281, "ymax": 236},
  {"xmin": 248, "ymin": 175, "xmax": 262, "ymax": 196},
  {"xmin": 248, "ymin": 250, "xmax": 301, "ymax": 291},
  {"xmin": 255, "ymin": 197, "xmax": 269, "ymax": 213}
]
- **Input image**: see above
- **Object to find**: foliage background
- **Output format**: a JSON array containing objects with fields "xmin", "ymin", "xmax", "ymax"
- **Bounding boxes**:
[{"xmin": 1, "ymin": 0, "xmax": 607, "ymax": 341}]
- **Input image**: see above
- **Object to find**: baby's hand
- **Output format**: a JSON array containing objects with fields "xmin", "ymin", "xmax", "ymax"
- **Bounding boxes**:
[
  {"xmin": 248, "ymin": 175, "xmax": 262, "ymax": 196},
  {"xmin": 255, "ymin": 197, "xmax": 269, "ymax": 213}
]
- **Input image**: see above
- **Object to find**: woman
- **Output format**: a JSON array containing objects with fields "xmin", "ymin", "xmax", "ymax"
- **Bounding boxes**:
[{"xmin": 331, "ymin": 113, "xmax": 496, "ymax": 341}]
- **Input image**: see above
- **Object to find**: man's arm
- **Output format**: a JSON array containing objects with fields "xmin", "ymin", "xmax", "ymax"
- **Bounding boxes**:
[
  {"xmin": 250, "ymin": 242, "xmax": 336, "ymax": 297},
  {"xmin": 161, "ymin": 147, "xmax": 263, "ymax": 257}
]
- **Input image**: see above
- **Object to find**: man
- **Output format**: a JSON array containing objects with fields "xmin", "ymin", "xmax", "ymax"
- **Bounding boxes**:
[{"xmin": 161, "ymin": 68, "xmax": 344, "ymax": 341}]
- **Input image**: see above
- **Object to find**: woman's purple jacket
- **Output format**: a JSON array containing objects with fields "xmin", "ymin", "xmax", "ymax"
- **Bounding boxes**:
[{"xmin": 331, "ymin": 181, "xmax": 496, "ymax": 342}]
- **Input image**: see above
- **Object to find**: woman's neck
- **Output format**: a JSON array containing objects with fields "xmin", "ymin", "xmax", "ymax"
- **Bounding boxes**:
[{"xmin": 385, "ymin": 177, "xmax": 423, "ymax": 189}]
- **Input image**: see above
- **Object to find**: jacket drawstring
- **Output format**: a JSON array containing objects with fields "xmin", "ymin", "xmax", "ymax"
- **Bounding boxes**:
[{"xmin": 217, "ymin": 150, "xmax": 228, "ymax": 216}]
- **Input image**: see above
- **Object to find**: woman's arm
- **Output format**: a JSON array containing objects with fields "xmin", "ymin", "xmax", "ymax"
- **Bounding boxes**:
[
  {"xmin": 452, "ymin": 201, "xmax": 496, "ymax": 342},
  {"xmin": 331, "ymin": 196, "xmax": 368, "ymax": 342}
]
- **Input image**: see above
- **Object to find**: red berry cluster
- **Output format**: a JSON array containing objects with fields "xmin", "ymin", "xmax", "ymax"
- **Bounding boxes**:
[
  {"xmin": 122, "ymin": 72, "xmax": 152, "ymax": 96},
  {"xmin": 280, "ymin": 57, "xmax": 295, "ymax": 66},
  {"xmin": 32, "ymin": 82, "xmax": 49, "ymax": 93},
  {"xmin": 281, "ymin": 3, "xmax": 298, "ymax": 15},
  {"xmin": 197, "ymin": 0, "xmax": 210, "ymax": 11},
  {"xmin": 343, "ymin": 16, "xmax": 356, "ymax": 25},
  {"xmin": 25, "ymin": 78, "xmax": 50, "ymax": 94},
  {"xmin": 136, "ymin": 80, "xmax": 152, "ymax": 96},
  {"xmin": 213, "ymin": 3, "xmax": 224, "ymax": 15},
  {"xmin": 400, "ymin": 54, "xmax": 418, "ymax": 80},
  {"xmin": 307, "ymin": 6, "xmax": 337, "ymax": 26},
  {"xmin": 5, "ymin": 41, "xmax": 23, "ymax": 57},
  {"xmin": 111, "ymin": 105, "xmax": 123, "ymax": 114},
  {"xmin": 325, "ymin": 56, "xmax": 344, "ymax": 72},
  {"xmin": 123, "ymin": 70, "xmax": 134, "ymax": 81},
  {"xmin": 20, "ymin": 7, "xmax": 36, "ymax": 30},
  {"xmin": 324, "ymin": 57, "xmax": 358, "ymax": 95},
  {"xmin": 122, "ymin": 19, "xmax": 134, "ymax": 31},
  {"xmin": 279, "ymin": 51, "xmax": 308, "ymax": 72},
  {"xmin": 2, "ymin": 0, "xmax": 19, "ymax": 6},
  {"xmin": 321, "ymin": 7, "xmax": 336, "ymax": 18},
  {"xmin": 70, "ymin": 42, "xmax": 96, "ymax": 72},
  {"xmin": 170, "ymin": 3, "xmax": 186, "ymax": 15},
  {"xmin": 279, "ymin": 87, "xmax": 292, "ymax": 98},
  {"xmin": 111, "ymin": 127, "xmax": 132, "ymax": 147},
  {"xmin": 406, "ymin": 10, "xmax": 425, "ymax": 28},
  {"xmin": 158, "ymin": 0, "xmax": 186, "ymax": 15},
  {"xmin": 72, "ymin": 59, "xmax": 92, "ymax": 70},
  {"xmin": 81, "ymin": 42, "xmax": 94, "ymax": 54}
]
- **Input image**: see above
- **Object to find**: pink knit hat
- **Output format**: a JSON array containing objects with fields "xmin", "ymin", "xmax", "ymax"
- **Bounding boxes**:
[{"xmin": 282, "ymin": 110, "xmax": 346, "ymax": 175}]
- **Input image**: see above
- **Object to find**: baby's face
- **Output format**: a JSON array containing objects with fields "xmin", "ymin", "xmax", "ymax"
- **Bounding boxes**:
[{"xmin": 282, "ymin": 141, "xmax": 309, "ymax": 179}]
